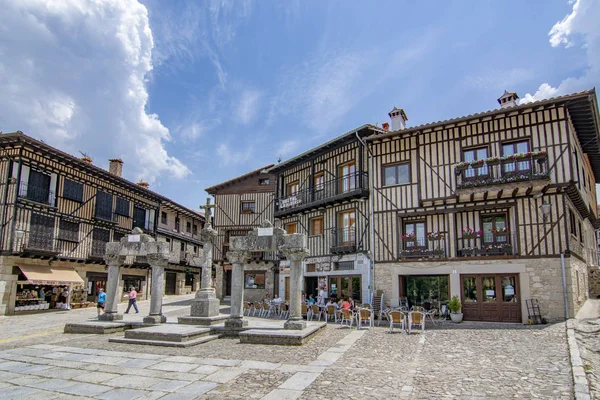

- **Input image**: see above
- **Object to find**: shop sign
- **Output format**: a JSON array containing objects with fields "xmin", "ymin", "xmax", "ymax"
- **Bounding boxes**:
[{"xmin": 128, "ymin": 235, "xmax": 140, "ymax": 242}]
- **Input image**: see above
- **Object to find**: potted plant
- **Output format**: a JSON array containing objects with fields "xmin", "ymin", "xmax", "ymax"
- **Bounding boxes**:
[
  {"xmin": 455, "ymin": 161, "xmax": 471, "ymax": 171},
  {"xmin": 470, "ymin": 159, "xmax": 484, "ymax": 168},
  {"xmin": 448, "ymin": 295, "xmax": 463, "ymax": 323},
  {"xmin": 427, "ymin": 231, "xmax": 444, "ymax": 241},
  {"xmin": 401, "ymin": 232, "xmax": 417, "ymax": 244},
  {"xmin": 484, "ymin": 156, "xmax": 501, "ymax": 166}
]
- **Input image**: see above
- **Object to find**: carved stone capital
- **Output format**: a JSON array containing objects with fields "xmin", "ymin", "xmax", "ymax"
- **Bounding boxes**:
[
  {"xmin": 104, "ymin": 253, "xmax": 125, "ymax": 267},
  {"xmin": 200, "ymin": 226, "xmax": 218, "ymax": 242},
  {"xmin": 280, "ymin": 247, "xmax": 310, "ymax": 261},
  {"xmin": 227, "ymin": 250, "xmax": 250, "ymax": 264},
  {"xmin": 147, "ymin": 253, "xmax": 168, "ymax": 267}
]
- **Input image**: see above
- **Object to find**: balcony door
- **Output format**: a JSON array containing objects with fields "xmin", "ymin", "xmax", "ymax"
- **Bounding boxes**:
[
  {"xmin": 338, "ymin": 210, "xmax": 356, "ymax": 245},
  {"xmin": 29, "ymin": 213, "xmax": 55, "ymax": 251},
  {"xmin": 481, "ymin": 214, "xmax": 508, "ymax": 245},
  {"xmin": 339, "ymin": 162, "xmax": 356, "ymax": 193},
  {"xmin": 27, "ymin": 170, "xmax": 51, "ymax": 204},
  {"xmin": 463, "ymin": 147, "xmax": 489, "ymax": 179},
  {"xmin": 404, "ymin": 221, "xmax": 426, "ymax": 248},
  {"xmin": 503, "ymin": 141, "xmax": 530, "ymax": 174}
]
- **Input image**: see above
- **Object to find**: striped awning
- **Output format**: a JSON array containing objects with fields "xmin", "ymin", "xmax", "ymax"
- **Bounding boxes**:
[{"xmin": 18, "ymin": 265, "xmax": 84, "ymax": 285}]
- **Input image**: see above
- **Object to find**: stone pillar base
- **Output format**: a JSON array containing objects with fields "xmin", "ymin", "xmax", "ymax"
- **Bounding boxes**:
[
  {"xmin": 178, "ymin": 315, "xmax": 229, "ymax": 326},
  {"xmin": 98, "ymin": 313, "xmax": 123, "ymax": 321},
  {"xmin": 284, "ymin": 319, "xmax": 307, "ymax": 330},
  {"xmin": 190, "ymin": 292, "xmax": 221, "ymax": 317},
  {"xmin": 224, "ymin": 317, "xmax": 248, "ymax": 329},
  {"xmin": 143, "ymin": 314, "xmax": 167, "ymax": 324}
]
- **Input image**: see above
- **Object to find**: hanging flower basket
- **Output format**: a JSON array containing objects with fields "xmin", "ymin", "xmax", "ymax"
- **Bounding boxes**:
[
  {"xmin": 484, "ymin": 157, "xmax": 501, "ymax": 166},
  {"xmin": 455, "ymin": 162, "xmax": 470, "ymax": 171},
  {"xmin": 470, "ymin": 160, "xmax": 485, "ymax": 168}
]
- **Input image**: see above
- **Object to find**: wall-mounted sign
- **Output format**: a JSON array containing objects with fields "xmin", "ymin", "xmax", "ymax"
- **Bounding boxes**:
[
  {"xmin": 128, "ymin": 235, "xmax": 140, "ymax": 242},
  {"xmin": 257, "ymin": 227, "xmax": 274, "ymax": 237}
]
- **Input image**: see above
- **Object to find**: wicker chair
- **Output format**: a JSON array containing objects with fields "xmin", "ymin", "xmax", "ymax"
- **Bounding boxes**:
[
  {"xmin": 326, "ymin": 305, "xmax": 337, "ymax": 322},
  {"xmin": 279, "ymin": 303, "xmax": 289, "ymax": 319},
  {"xmin": 301, "ymin": 304, "xmax": 311, "ymax": 320},
  {"xmin": 340, "ymin": 308, "xmax": 355, "ymax": 329},
  {"xmin": 357, "ymin": 308, "xmax": 372, "ymax": 329},
  {"xmin": 253, "ymin": 301, "xmax": 263, "ymax": 317},
  {"xmin": 409, "ymin": 311, "xmax": 425, "ymax": 334},
  {"xmin": 389, "ymin": 310, "xmax": 405, "ymax": 334},
  {"xmin": 243, "ymin": 301, "xmax": 253, "ymax": 316},
  {"xmin": 310, "ymin": 304, "xmax": 323, "ymax": 321}
]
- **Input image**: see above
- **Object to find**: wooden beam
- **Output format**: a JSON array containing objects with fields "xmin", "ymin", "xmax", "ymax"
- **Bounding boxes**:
[
  {"xmin": 525, "ymin": 187, "xmax": 532, "ymax": 196},
  {"xmin": 497, "ymin": 189, "xmax": 504, "ymax": 199},
  {"xmin": 511, "ymin": 188, "xmax": 519, "ymax": 198}
]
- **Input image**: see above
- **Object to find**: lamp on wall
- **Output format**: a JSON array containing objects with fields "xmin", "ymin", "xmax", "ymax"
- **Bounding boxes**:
[
  {"xmin": 14, "ymin": 229, "xmax": 24, "ymax": 240},
  {"xmin": 540, "ymin": 202, "xmax": 552, "ymax": 221}
]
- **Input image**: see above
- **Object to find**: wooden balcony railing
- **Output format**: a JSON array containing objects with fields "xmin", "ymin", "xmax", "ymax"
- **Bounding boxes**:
[
  {"xmin": 455, "ymin": 153, "xmax": 550, "ymax": 190},
  {"xmin": 18, "ymin": 182, "xmax": 56, "ymax": 206},
  {"xmin": 400, "ymin": 238, "xmax": 446, "ymax": 259},
  {"xmin": 457, "ymin": 233, "xmax": 517, "ymax": 257},
  {"xmin": 275, "ymin": 172, "xmax": 368, "ymax": 216}
]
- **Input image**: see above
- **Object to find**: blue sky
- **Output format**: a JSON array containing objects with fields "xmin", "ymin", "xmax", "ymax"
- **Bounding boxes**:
[{"xmin": 1, "ymin": 0, "xmax": 598, "ymax": 210}]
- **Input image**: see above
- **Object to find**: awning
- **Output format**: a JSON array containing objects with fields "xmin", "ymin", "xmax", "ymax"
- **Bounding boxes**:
[{"xmin": 18, "ymin": 265, "xmax": 84, "ymax": 286}]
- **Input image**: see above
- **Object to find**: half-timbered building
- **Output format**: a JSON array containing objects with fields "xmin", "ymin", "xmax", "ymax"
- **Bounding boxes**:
[
  {"xmin": 368, "ymin": 89, "xmax": 600, "ymax": 322},
  {"xmin": 270, "ymin": 125, "xmax": 385, "ymax": 304},
  {"xmin": 206, "ymin": 165, "xmax": 276, "ymax": 302},
  {"xmin": 0, "ymin": 132, "xmax": 204, "ymax": 315}
]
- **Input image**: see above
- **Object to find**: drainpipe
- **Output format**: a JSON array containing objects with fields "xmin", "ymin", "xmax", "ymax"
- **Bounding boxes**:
[
  {"xmin": 560, "ymin": 252, "xmax": 569, "ymax": 320},
  {"xmin": 355, "ymin": 132, "xmax": 375, "ymax": 303}
]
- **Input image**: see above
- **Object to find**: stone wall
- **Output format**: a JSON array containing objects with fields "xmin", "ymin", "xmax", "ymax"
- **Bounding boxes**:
[
  {"xmin": 243, "ymin": 262, "xmax": 275, "ymax": 303},
  {"xmin": 589, "ymin": 266, "xmax": 600, "ymax": 297},
  {"xmin": 374, "ymin": 256, "xmax": 590, "ymax": 323}
]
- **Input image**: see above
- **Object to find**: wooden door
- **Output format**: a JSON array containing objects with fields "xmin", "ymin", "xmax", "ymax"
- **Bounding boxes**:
[
  {"xmin": 285, "ymin": 277, "xmax": 290, "ymax": 301},
  {"xmin": 165, "ymin": 272, "xmax": 177, "ymax": 295},
  {"xmin": 339, "ymin": 162, "xmax": 356, "ymax": 193},
  {"xmin": 461, "ymin": 274, "xmax": 521, "ymax": 322},
  {"xmin": 225, "ymin": 270, "xmax": 232, "ymax": 296}
]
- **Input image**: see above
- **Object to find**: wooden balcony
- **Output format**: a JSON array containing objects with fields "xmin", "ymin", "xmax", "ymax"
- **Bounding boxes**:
[
  {"xmin": 19, "ymin": 231, "xmax": 61, "ymax": 257},
  {"xmin": 455, "ymin": 153, "xmax": 550, "ymax": 196},
  {"xmin": 17, "ymin": 182, "xmax": 56, "ymax": 207},
  {"xmin": 457, "ymin": 233, "xmax": 517, "ymax": 257},
  {"xmin": 399, "ymin": 238, "xmax": 446, "ymax": 259},
  {"xmin": 275, "ymin": 172, "xmax": 368, "ymax": 217},
  {"xmin": 330, "ymin": 227, "xmax": 357, "ymax": 254}
]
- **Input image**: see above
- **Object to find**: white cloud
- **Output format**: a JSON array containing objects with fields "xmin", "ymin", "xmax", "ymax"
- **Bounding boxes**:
[
  {"xmin": 0, "ymin": 0, "xmax": 190, "ymax": 183},
  {"xmin": 276, "ymin": 140, "xmax": 300, "ymax": 158},
  {"xmin": 216, "ymin": 143, "xmax": 253, "ymax": 166},
  {"xmin": 237, "ymin": 90, "xmax": 262, "ymax": 125},
  {"xmin": 521, "ymin": 0, "xmax": 600, "ymax": 103}
]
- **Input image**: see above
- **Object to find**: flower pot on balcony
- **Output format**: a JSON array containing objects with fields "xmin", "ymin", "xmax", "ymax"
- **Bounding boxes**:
[
  {"xmin": 486, "ymin": 159, "xmax": 500, "ymax": 166},
  {"xmin": 462, "ymin": 233, "xmax": 477, "ymax": 239},
  {"xmin": 455, "ymin": 163, "xmax": 470, "ymax": 171},
  {"xmin": 403, "ymin": 238, "xmax": 417, "ymax": 244},
  {"xmin": 493, "ymin": 232, "xmax": 508, "ymax": 237},
  {"xmin": 470, "ymin": 160, "xmax": 484, "ymax": 168}
]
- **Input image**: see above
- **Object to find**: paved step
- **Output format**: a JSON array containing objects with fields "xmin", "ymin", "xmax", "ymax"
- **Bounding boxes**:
[
  {"xmin": 124, "ymin": 324, "xmax": 212, "ymax": 342},
  {"xmin": 109, "ymin": 333, "xmax": 220, "ymax": 347}
]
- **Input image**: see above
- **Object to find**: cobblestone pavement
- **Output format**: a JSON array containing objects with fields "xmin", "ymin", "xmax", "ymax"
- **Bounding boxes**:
[
  {"xmin": 0, "ymin": 310, "xmax": 578, "ymax": 399},
  {"xmin": 573, "ymin": 318, "xmax": 600, "ymax": 398}
]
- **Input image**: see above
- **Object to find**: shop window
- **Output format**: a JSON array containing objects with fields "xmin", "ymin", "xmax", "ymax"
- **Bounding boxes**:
[
  {"xmin": 63, "ymin": 178, "xmax": 83, "ymax": 202},
  {"xmin": 58, "ymin": 220, "xmax": 79, "ymax": 242},
  {"xmin": 185, "ymin": 273, "xmax": 195, "ymax": 286},
  {"xmin": 123, "ymin": 276, "xmax": 142, "ymax": 293},
  {"xmin": 115, "ymin": 197, "xmax": 130, "ymax": 217},
  {"xmin": 241, "ymin": 201, "xmax": 256, "ymax": 214},
  {"xmin": 306, "ymin": 263, "xmax": 316, "ymax": 273},
  {"xmin": 244, "ymin": 272, "xmax": 265, "ymax": 289},
  {"xmin": 334, "ymin": 261, "xmax": 354, "ymax": 271},
  {"xmin": 310, "ymin": 216, "xmax": 323, "ymax": 236},
  {"xmin": 383, "ymin": 163, "xmax": 410, "ymax": 186}
]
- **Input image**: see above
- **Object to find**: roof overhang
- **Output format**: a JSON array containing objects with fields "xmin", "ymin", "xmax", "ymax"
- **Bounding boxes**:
[{"xmin": 17, "ymin": 265, "xmax": 84, "ymax": 285}]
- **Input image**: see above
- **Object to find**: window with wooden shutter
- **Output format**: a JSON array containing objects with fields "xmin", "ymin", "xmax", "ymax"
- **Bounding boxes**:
[{"xmin": 95, "ymin": 191, "xmax": 113, "ymax": 221}]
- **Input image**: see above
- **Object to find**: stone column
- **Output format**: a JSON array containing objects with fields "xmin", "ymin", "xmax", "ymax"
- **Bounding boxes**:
[
  {"xmin": 283, "ymin": 247, "xmax": 310, "ymax": 330},
  {"xmin": 144, "ymin": 256, "xmax": 168, "ymax": 324},
  {"xmin": 224, "ymin": 250, "xmax": 250, "ymax": 328},
  {"xmin": 99, "ymin": 257, "xmax": 124, "ymax": 321}
]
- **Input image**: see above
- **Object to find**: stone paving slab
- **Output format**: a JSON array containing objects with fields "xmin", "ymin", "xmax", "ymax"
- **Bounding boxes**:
[
  {"xmin": 204, "ymin": 366, "xmax": 247, "ymax": 383},
  {"xmin": 57, "ymin": 382, "xmax": 112, "ymax": 397},
  {"xmin": 148, "ymin": 361, "xmax": 199, "ymax": 372},
  {"xmin": 176, "ymin": 380, "xmax": 218, "ymax": 395},
  {"xmin": 95, "ymin": 388, "xmax": 152, "ymax": 400}
]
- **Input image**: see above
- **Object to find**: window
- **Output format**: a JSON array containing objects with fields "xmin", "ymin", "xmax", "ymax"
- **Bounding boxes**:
[
  {"xmin": 175, "ymin": 217, "xmax": 180, "ymax": 231},
  {"xmin": 285, "ymin": 223, "xmax": 297, "ymax": 234},
  {"xmin": 310, "ymin": 216, "xmax": 323, "ymax": 236},
  {"xmin": 383, "ymin": 163, "xmax": 410, "ymax": 186},
  {"xmin": 259, "ymin": 178, "xmax": 269, "ymax": 185},
  {"xmin": 569, "ymin": 210, "xmax": 577, "ymax": 237},
  {"xmin": 185, "ymin": 273, "xmax": 195, "ymax": 286},
  {"xmin": 193, "ymin": 224, "xmax": 198, "ymax": 235},
  {"xmin": 463, "ymin": 147, "xmax": 489, "ymax": 179},
  {"xmin": 481, "ymin": 214, "xmax": 508, "ymax": 245},
  {"xmin": 63, "ymin": 179, "xmax": 83, "ymax": 202},
  {"xmin": 186, "ymin": 221, "xmax": 191, "ymax": 233},
  {"xmin": 115, "ymin": 197, "xmax": 130, "ymax": 217},
  {"xmin": 133, "ymin": 206, "xmax": 146, "ymax": 230},
  {"xmin": 29, "ymin": 213, "xmax": 55, "ymax": 250},
  {"xmin": 306, "ymin": 264, "xmax": 316, "ymax": 273},
  {"xmin": 161, "ymin": 212, "xmax": 167, "ymax": 224},
  {"xmin": 338, "ymin": 210, "xmax": 356, "ymax": 245},
  {"xmin": 92, "ymin": 228, "xmax": 110, "ymax": 257},
  {"xmin": 314, "ymin": 172, "xmax": 324, "ymax": 190},
  {"xmin": 244, "ymin": 272, "xmax": 265, "ymax": 289},
  {"xmin": 339, "ymin": 162, "xmax": 356, "ymax": 193},
  {"xmin": 334, "ymin": 261, "xmax": 354, "ymax": 271},
  {"xmin": 113, "ymin": 231, "xmax": 124, "ymax": 242},
  {"xmin": 95, "ymin": 191, "xmax": 113, "ymax": 221},
  {"xmin": 241, "ymin": 201, "xmax": 256, "ymax": 214},
  {"xmin": 180, "ymin": 242, "xmax": 185, "ymax": 251},
  {"xmin": 193, "ymin": 245, "xmax": 198, "ymax": 254},
  {"xmin": 58, "ymin": 220, "xmax": 79, "ymax": 242},
  {"xmin": 503, "ymin": 140, "xmax": 530, "ymax": 174},
  {"xmin": 27, "ymin": 170, "xmax": 52, "ymax": 204},
  {"xmin": 287, "ymin": 181, "xmax": 299, "ymax": 196},
  {"xmin": 166, "ymin": 237, "xmax": 172, "ymax": 251},
  {"xmin": 403, "ymin": 221, "xmax": 426, "ymax": 247}
]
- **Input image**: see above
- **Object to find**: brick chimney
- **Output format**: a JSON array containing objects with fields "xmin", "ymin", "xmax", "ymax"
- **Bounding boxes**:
[
  {"xmin": 382, "ymin": 122, "xmax": 390, "ymax": 131},
  {"xmin": 498, "ymin": 90, "xmax": 519, "ymax": 108},
  {"xmin": 388, "ymin": 107, "xmax": 408, "ymax": 131},
  {"xmin": 137, "ymin": 180, "xmax": 149, "ymax": 189},
  {"xmin": 108, "ymin": 158, "xmax": 123, "ymax": 177}
]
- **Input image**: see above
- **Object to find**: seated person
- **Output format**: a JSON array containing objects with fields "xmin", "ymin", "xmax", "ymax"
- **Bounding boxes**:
[
  {"xmin": 348, "ymin": 297, "xmax": 355, "ymax": 309},
  {"xmin": 262, "ymin": 294, "xmax": 271, "ymax": 303},
  {"xmin": 307, "ymin": 294, "xmax": 316, "ymax": 304},
  {"xmin": 325, "ymin": 298, "xmax": 338, "ymax": 309},
  {"xmin": 341, "ymin": 298, "xmax": 352, "ymax": 310},
  {"xmin": 272, "ymin": 294, "xmax": 283, "ymax": 304}
]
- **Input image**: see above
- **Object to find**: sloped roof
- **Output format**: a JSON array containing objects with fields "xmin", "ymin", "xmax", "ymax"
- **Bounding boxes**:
[
  {"xmin": 368, "ymin": 89, "xmax": 600, "ymax": 180},
  {"xmin": 205, "ymin": 164, "xmax": 275, "ymax": 194}
]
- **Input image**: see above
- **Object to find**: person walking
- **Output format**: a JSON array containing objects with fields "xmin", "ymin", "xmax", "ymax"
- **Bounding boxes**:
[
  {"xmin": 124, "ymin": 287, "xmax": 139, "ymax": 313},
  {"xmin": 97, "ymin": 288, "xmax": 106, "ymax": 317}
]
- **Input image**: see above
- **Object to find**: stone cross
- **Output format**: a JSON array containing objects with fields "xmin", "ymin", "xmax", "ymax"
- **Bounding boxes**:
[{"xmin": 199, "ymin": 197, "xmax": 215, "ymax": 228}]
